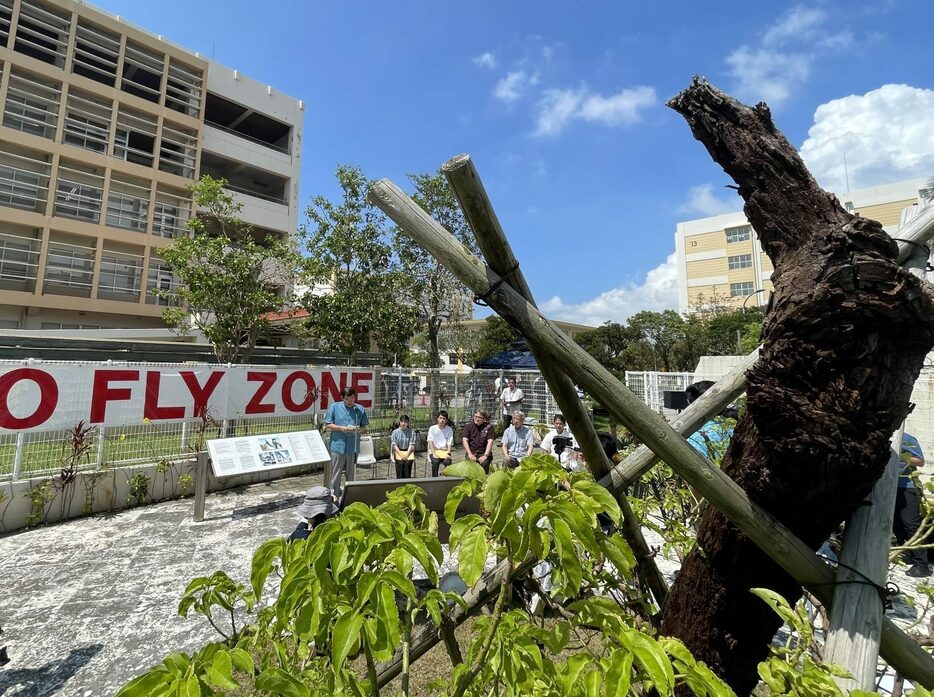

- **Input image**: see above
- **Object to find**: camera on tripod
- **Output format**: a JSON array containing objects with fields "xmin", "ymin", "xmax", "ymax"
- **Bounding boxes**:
[{"xmin": 552, "ymin": 435, "xmax": 573, "ymax": 455}]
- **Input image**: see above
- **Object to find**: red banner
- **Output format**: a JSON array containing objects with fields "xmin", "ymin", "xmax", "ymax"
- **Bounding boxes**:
[{"xmin": 0, "ymin": 365, "xmax": 373, "ymax": 433}]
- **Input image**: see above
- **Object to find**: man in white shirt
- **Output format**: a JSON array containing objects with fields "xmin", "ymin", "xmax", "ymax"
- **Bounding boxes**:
[
  {"xmin": 427, "ymin": 410, "xmax": 454, "ymax": 477},
  {"xmin": 502, "ymin": 411, "xmax": 534, "ymax": 468},
  {"xmin": 500, "ymin": 376, "xmax": 524, "ymax": 430},
  {"xmin": 540, "ymin": 413, "xmax": 578, "ymax": 470}
]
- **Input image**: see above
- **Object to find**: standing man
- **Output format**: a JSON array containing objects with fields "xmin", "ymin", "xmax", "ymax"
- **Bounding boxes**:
[
  {"xmin": 500, "ymin": 376, "xmax": 524, "ymax": 431},
  {"xmin": 324, "ymin": 386, "xmax": 369, "ymax": 497},
  {"xmin": 502, "ymin": 411, "xmax": 534, "ymax": 468},
  {"xmin": 893, "ymin": 433, "xmax": 930, "ymax": 577},
  {"xmin": 463, "ymin": 410, "xmax": 495, "ymax": 474}
]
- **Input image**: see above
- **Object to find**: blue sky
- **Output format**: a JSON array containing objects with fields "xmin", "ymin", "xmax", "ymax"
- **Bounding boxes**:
[{"xmin": 95, "ymin": 0, "xmax": 934, "ymax": 326}]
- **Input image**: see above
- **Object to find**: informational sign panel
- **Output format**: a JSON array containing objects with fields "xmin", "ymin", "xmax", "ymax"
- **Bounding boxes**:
[
  {"xmin": 0, "ymin": 364, "xmax": 373, "ymax": 434},
  {"xmin": 206, "ymin": 429, "xmax": 330, "ymax": 478}
]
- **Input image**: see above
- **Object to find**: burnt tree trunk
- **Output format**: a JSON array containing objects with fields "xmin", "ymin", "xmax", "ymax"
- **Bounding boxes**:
[{"xmin": 660, "ymin": 79, "xmax": 934, "ymax": 694}]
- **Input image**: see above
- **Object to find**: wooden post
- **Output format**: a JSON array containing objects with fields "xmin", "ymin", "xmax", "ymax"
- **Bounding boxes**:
[
  {"xmin": 824, "ymin": 428, "xmax": 904, "ymax": 691},
  {"xmin": 367, "ymin": 177, "xmax": 934, "ymax": 687},
  {"xmin": 442, "ymin": 154, "xmax": 669, "ymax": 609},
  {"xmin": 192, "ymin": 451, "xmax": 209, "ymax": 523}
]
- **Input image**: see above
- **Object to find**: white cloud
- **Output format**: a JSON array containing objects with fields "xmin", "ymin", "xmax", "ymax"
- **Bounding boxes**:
[
  {"xmin": 763, "ymin": 6, "xmax": 826, "ymax": 46},
  {"xmin": 727, "ymin": 5, "xmax": 853, "ymax": 107},
  {"xmin": 726, "ymin": 46, "xmax": 811, "ymax": 107},
  {"xmin": 541, "ymin": 254, "xmax": 679, "ymax": 325},
  {"xmin": 799, "ymin": 84, "xmax": 934, "ymax": 192},
  {"xmin": 472, "ymin": 52, "xmax": 497, "ymax": 69},
  {"xmin": 493, "ymin": 70, "xmax": 539, "ymax": 103},
  {"xmin": 534, "ymin": 84, "xmax": 656, "ymax": 137},
  {"xmin": 679, "ymin": 184, "xmax": 741, "ymax": 217}
]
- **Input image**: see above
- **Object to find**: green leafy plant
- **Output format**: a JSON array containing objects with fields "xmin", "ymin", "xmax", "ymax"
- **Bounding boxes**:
[
  {"xmin": 128, "ymin": 472, "xmax": 152, "ymax": 506},
  {"xmin": 118, "ymin": 456, "xmax": 733, "ymax": 696},
  {"xmin": 25, "ymin": 479, "xmax": 56, "ymax": 526}
]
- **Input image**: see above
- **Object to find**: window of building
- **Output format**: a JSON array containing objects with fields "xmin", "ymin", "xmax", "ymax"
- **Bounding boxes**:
[
  {"xmin": 71, "ymin": 19, "xmax": 119, "ymax": 87},
  {"xmin": 730, "ymin": 282, "xmax": 755, "ymax": 297},
  {"xmin": 3, "ymin": 68, "xmax": 61, "ymax": 139},
  {"xmin": 153, "ymin": 186, "xmax": 190, "ymax": 238},
  {"xmin": 146, "ymin": 258, "xmax": 180, "ymax": 306},
  {"xmin": 54, "ymin": 161, "xmax": 104, "ymax": 223},
  {"xmin": 13, "ymin": 0, "xmax": 70, "ymax": 68},
  {"xmin": 63, "ymin": 89, "xmax": 112, "ymax": 153},
  {"xmin": 43, "ymin": 235, "xmax": 95, "ymax": 297},
  {"xmin": 0, "ymin": 319, "xmax": 19, "ymax": 329},
  {"xmin": 159, "ymin": 121, "xmax": 197, "ymax": 178},
  {"xmin": 0, "ymin": 226, "xmax": 40, "ymax": 292},
  {"xmin": 725, "ymin": 225, "xmax": 752, "ymax": 244},
  {"xmin": 41, "ymin": 321, "xmax": 100, "ymax": 330},
  {"xmin": 165, "ymin": 59, "xmax": 203, "ymax": 117},
  {"xmin": 0, "ymin": 0, "xmax": 12, "ymax": 48},
  {"xmin": 105, "ymin": 174, "xmax": 150, "ymax": 232},
  {"xmin": 121, "ymin": 40, "xmax": 164, "ymax": 103},
  {"xmin": 727, "ymin": 254, "xmax": 753, "ymax": 270},
  {"xmin": 98, "ymin": 250, "xmax": 142, "ymax": 301},
  {"xmin": 113, "ymin": 107, "xmax": 157, "ymax": 167},
  {"xmin": 0, "ymin": 142, "xmax": 51, "ymax": 214}
]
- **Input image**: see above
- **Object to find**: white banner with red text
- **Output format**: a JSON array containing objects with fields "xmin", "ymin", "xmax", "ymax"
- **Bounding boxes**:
[{"xmin": 0, "ymin": 364, "xmax": 374, "ymax": 433}]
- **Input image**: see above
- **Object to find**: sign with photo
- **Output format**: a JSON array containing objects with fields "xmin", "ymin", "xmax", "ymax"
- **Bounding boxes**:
[{"xmin": 206, "ymin": 429, "xmax": 330, "ymax": 478}]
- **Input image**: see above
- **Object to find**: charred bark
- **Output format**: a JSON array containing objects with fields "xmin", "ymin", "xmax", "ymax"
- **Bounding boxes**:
[{"xmin": 660, "ymin": 78, "xmax": 934, "ymax": 694}]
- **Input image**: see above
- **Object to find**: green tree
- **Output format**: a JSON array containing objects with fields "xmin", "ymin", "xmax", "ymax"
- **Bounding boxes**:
[
  {"xmin": 300, "ymin": 165, "xmax": 419, "ymax": 363},
  {"xmin": 394, "ymin": 171, "xmax": 479, "ymax": 370},
  {"xmin": 574, "ymin": 321, "xmax": 643, "ymax": 377},
  {"xmin": 467, "ymin": 315, "xmax": 522, "ymax": 365},
  {"xmin": 627, "ymin": 310, "xmax": 688, "ymax": 371},
  {"xmin": 155, "ymin": 176, "xmax": 300, "ymax": 364}
]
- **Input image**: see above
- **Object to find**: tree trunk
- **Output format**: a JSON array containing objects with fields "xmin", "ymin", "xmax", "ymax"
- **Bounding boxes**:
[
  {"xmin": 659, "ymin": 79, "xmax": 934, "ymax": 694},
  {"xmin": 428, "ymin": 317, "xmax": 441, "ymax": 417}
]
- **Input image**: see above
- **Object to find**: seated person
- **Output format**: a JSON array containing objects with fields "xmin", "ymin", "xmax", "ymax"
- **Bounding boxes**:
[
  {"xmin": 894, "ymin": 433, "xmax": 931, "ymax": 577},
  {"xmin": 462, "ymin": 410, "xmax": 495, "ymax": 474},
  {"xmin": 391, "ymin": 414, "xmax": 416, "ymax": 478},
  {"xmin": 684, "ymin": 380, "xmax": 737, "ymax": 462},
  {"xmin": 502, "ymin": 411, "xmax": 534, "ymax": 468},
  {"xmin": 539, "ymin": 413, "xmax": 578, "ymax": 471},
  {"xmin": 288, "ymin": 485, "xmax": 338, "ymax": 541},
  {"xmin": 427, "ymin": 410, "xmax": 454, "ymax": 477}
]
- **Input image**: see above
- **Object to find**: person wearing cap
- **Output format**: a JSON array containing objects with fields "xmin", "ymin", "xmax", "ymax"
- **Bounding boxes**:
[
  {"xmin": 288, "ymin": 485, "xmax": 339, "ymax": 541},
  {"xmin": 324, "ymin": 386, "xmax": 369, "ymax": 496}
]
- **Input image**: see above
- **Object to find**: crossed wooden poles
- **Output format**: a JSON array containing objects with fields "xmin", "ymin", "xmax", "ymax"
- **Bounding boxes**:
[{"xmin": 367, "ymin": 154, "xmax": 934, "ymax": 690}]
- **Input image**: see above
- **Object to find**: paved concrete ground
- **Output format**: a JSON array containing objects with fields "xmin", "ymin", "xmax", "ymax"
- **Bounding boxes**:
[{"xmin": 0, "ymin": 446, "xmax": 930, "ymax": 696}]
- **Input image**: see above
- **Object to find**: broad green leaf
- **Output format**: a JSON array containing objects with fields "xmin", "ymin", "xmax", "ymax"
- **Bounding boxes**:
[
  {"xmin": 483, "ymin": 469, "xmax": 510, "ymax": 513},
  {"xmin": 444, "ymin": 480, "xmax": 473, "ymax": 524},
  {"xmin": 115, "ymin": 669, "xmax": 172, "ymax": 697},
  {"xmin": 449, "ymin": 514, "xmax": 485, "ymax": 549},
  {"xmin": 250, "ymin": 537, "xmax": 285, "ymax": 599},
  {"xmin": 605, "ymin": 648, "xmax": 633, "ymax": 697},
  {"xmin": 254, "ymin": 668, "xmax": 312, "ymax": 697},
  {"xmin": 458, "ymin": 526, "xmax": 489, "ymax": 586},
  {"xmin": 750, "ymin": 588, "xmax": 799, "ymax": 629},
  {"xmin": 180, "ymin": 674, "xmax": 200, "ymax": 697},
  {"xmin": 443, "ymin": 460, "xmax": 486, "ymax": 482},
  {"xmin": 631, "ymin": 633, "xmax": 675, "ymax": 696},
  {"xmin": 228, "ymin": 647, "xmax": 254, "ymax": 677},
  {"xmin": 603, "ymin": 535, "xmax": 637, "ymax": 578},
  {"xmin": 204, "ymin": 650, "xmax": 239, "ymax": 690},
  {"xmin": 552, "ymin": 518, "xmax": 581, "ymax": 594},
  {"xmin": 573, "ymin": 479, "xmax": 622, "ymax": 524},
  {"xmin": 332, "ymin": 611, "xmax": 364, "ymax": 670}
]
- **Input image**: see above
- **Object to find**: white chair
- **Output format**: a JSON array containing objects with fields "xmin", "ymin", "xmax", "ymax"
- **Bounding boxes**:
[{"xmin": 357, "ymin": 435, "xmax": 377, "ymax": 468}]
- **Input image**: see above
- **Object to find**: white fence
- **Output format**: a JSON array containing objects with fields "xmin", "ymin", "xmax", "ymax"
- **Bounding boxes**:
[{"xmin": 624, "ymin": 371, "xmax": 695, "ymax": 414}]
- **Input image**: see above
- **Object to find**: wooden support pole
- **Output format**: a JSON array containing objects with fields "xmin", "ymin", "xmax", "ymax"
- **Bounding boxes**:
[
  {"xmin": 442, "ymin": 154, "xmax": 668, "ymax": 609},
  {"xmin": 824, "ymin": 428, "xmax": 904, "ymax": 691},
  {"xmin": 608, "ymin": 350, "xmax": 758, "ymax": 489},
  {"xmin": 368, "ymin": 177, "xmax": 934, "ymax": 688}
]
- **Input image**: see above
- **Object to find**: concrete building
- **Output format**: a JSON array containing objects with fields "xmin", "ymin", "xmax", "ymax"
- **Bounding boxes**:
[
  {"xmin": 0, "ymin": 0, "xmax": 303, "ymax": 331},
  {"xmin": 675, "ymin": 178, "xmax": 931, "ymax": 314}
]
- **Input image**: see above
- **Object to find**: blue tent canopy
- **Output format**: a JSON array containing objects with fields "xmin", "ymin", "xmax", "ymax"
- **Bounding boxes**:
[{"xmin": 474, "ymin": 350, "xmax": 538, "ymax": 370}]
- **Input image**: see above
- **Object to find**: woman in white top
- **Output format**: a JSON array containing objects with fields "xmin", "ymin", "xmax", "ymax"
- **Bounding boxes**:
[
  {"xmin": 427, "ymin": 410, "xmax": 454, "ymax": 477},
  {"xmin": 540, "ymin": 414, "xmax": 578, "ymax": 470}
]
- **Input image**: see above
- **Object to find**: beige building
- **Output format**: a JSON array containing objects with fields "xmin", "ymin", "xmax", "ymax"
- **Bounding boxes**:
[
  {"xmin": 0, "ymin": 0, "xmax": 303, "ymax": 331},
  {"xmin": 675, "ymin": 178, "xmax": 931, "ymax": 313}
]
